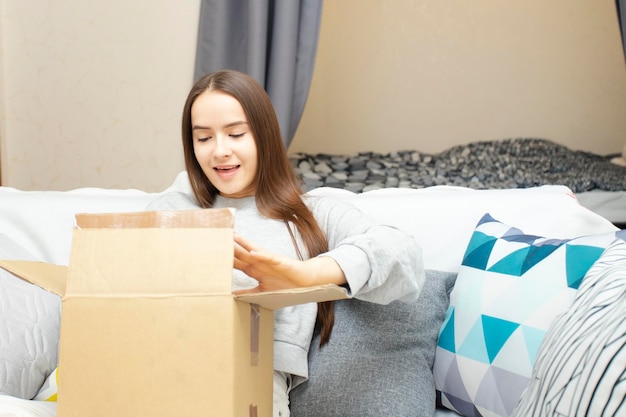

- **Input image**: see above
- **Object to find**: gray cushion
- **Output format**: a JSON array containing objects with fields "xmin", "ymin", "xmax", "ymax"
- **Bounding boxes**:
[
  {"xmin": 0, "ymin": 234, "xmax": 61, "ymax": 399},
  {"xmin": 290, "ymin": 269, "xmax": 457, "ymax": 417}
]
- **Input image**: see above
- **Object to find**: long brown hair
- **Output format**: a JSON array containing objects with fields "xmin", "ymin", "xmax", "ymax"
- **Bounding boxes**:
[{"xmin": 182, "ymin": 70, "xmax": 335, "ymax": 346}]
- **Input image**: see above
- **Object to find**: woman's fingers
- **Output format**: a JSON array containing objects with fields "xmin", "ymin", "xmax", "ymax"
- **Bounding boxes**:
[
  {"xmin": 232, "ymin": 234, "xmax": 315, "ymax": 291},
  {"xmin": 233, "ymin": 257, "xmax": 247, "ymax": 272},
  {"xmin": 234, "ymin": 233, "xmax": 256, "ymax": 252}
]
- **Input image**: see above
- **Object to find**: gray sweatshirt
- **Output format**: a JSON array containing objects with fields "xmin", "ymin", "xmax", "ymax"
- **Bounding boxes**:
[{"xmin": 146, "ymin": 191, "xmax": 424, "ymax": 385}]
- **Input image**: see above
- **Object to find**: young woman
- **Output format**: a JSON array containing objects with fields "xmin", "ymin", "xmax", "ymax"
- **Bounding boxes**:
[{"xmin": 147, "ymin": 69, "xmax": 424, "ymax": 417}]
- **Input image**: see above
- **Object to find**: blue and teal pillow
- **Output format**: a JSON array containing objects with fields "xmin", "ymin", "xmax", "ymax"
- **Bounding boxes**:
[{"xmin": 433, "ymin": 214, "xmax": 621, "ymax": 417}]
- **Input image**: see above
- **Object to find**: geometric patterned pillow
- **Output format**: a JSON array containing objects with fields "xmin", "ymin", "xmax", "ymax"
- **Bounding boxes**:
[
  {"xmin": 512, "ymin": 234, "xmax": 626, "ymax": 417},
  {"xmin": 434, "ymin": 214, "xmax": 620, "ymax": 417}
]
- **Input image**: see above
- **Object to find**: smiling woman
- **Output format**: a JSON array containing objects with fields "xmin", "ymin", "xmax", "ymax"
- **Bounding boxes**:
[{"xmin": 146, "ymin": 69, "xmax": 424, "ymax": 417}]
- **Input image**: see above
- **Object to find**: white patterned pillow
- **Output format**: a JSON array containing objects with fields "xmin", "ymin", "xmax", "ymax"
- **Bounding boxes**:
[
  {"xmin": 0, "ymin": 234, "xmax": 61, "ymax": 399},
  {"xmin": 512, "ymin": 236, "xmax": 626, "ymax": 417},
  {"xmin": 433, "ymin": 214, "xmax": 622, "ymax": 417}
]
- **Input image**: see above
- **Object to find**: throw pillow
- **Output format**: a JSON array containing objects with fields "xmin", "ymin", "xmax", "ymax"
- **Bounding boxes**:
[
  {"xmin": 290, "ymin": 269, "xmax": 457, "ymax": 417},
  {"xmin": 0, "ymin": 234, "xmax": 61, "ymax": 399},
  {"xmin": 512, "ymin": 235, "xmax": 626, "ymax": 417},
  {"xmin": 433, "ymin": 214, "xmax": 621, "ymax": 417}
]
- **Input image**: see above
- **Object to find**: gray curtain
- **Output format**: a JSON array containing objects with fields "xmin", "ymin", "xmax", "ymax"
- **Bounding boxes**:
[
  {"xmin": 194, "ymin": 0, "xmax": 323, "ymax": 148},
  {"xmin": 615, "ymin": 0, "xmax": 626, "ymax": 57}
]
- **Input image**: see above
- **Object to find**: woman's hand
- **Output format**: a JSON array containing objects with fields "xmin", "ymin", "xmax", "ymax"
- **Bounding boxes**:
[{"xmin": 233, "ymin": 233, "xmax": 347, "ymax": 295}]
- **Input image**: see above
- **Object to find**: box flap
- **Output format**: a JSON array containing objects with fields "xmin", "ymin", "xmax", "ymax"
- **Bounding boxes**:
[
  {"xmin": 75, "ymin": 208, "xmax": 234, "ymax": 229},
  {"xmin": 66, "ymin": 209, "xmax": 234, "ymax": 296},
  {"xmin": 0, "ymin": 260, "xmax": 67, "ymax": 296},
  {"xmin": 234, "ymin": 284, "xmax": 350, "ymax": 310}
]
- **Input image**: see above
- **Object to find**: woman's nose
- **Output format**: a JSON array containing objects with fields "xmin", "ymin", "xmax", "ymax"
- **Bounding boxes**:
[{"xmin": 214, "ymin": 136, "xmax": 232, "ymax": 157}]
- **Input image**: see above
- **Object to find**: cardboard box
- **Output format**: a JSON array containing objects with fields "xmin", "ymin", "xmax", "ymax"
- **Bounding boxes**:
[{"xmin": 0, "ymin": 209, "xmax": 348, "ymax": 417}]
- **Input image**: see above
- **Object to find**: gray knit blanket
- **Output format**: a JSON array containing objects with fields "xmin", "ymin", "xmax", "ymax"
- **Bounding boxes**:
[{"xmin": 290, "ymin": 138, "xmax": 625, "ymax": 193}]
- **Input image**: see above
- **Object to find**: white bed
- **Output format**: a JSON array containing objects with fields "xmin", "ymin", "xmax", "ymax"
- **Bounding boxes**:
[
  {"xmin": 291, "ymin": 138, "xmax": 626, "ymax": 227},
  {"xmin": 576, "ymin": 190, "xmax": 626, "ymax": 226}
]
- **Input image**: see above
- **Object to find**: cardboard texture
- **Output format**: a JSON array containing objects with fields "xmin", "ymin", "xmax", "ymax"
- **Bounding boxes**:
[
  {"xmin": 0, "ymin": 260, "xmax": 67, "ymax": 296},
  {"xmin": 235, "ymin": 284, "xmax": 351, "ymax": 311},
  {"xmin": 0, "ymin": 208, "xmax": 349, "ymax": 417}
]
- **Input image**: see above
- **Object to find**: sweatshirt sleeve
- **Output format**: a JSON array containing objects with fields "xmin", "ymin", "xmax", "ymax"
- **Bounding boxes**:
[{"xmin": 306, "ymin": 194, "xmax": 424, "ymax": 304}]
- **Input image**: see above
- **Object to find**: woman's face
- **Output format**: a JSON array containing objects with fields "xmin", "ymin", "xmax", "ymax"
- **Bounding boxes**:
[{"xmin": 191, "ymin": 90, "xmax": 258, "ymax": 198}]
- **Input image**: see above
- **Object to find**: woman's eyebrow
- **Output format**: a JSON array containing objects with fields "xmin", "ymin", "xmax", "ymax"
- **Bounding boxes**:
[
  {"xmin": 224, "ymin": 121, "xmax": 248, "ymax": 128},
  {"xmin": 192, "ymin": 121, "xmax": 248, "ymax": 131}
]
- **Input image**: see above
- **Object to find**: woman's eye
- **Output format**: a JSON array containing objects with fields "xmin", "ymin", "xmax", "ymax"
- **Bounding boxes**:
[
  {"xmin": 230, "ymin": 132, "xmax": 245, "ymax": 138},
  {"xmin": 196, "ymin": 137, "xmax": 211, "ymax": 142}
]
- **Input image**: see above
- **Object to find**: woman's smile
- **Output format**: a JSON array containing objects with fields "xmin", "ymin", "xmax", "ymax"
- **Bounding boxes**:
[{"xmin": 214, "ymin": 165, "xmax": 241, "ymax": 177}]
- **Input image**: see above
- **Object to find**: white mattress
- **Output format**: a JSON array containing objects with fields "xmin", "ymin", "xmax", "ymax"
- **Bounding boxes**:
[{"xmin": 576, "ymin": 190, "xmax": 626, "ymax": 224}]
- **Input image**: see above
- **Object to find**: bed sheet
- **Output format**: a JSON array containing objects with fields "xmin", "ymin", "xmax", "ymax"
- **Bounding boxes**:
[
  {"xmin": 0, "ymin": 396, "xmax": 55, "ymax": 417},
  {"xmin": 576, "ymin": 190, "xmax": 626, "ymax": 225}
]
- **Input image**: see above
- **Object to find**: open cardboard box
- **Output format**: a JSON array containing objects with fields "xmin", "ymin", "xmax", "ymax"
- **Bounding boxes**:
[{"xmin": 0, "ymin": 209, "xmax": 349, "ymax": 417}]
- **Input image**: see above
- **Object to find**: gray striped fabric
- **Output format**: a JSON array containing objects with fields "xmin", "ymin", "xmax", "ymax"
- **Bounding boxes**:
[{"xmin": 512, "ymin": 237, "xmax": 626, "ymax": 417}]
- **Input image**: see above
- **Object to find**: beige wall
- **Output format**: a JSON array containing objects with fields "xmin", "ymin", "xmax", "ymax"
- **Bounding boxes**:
[
  {"xmin": 0, "ymin": 6, "xmax": 4, "ymax": 186},
  {"xmin": 1, "ymin": 1, "xmax": 625, "ymax": 191},
  {"xmin": 0, "ymin": 0, "xmax": 199, "ymax": 191},
  {"xmin": 290, "ymin": 0, "xmax": 626, "ymax": 156}
]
